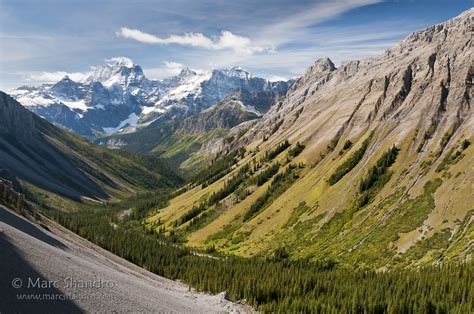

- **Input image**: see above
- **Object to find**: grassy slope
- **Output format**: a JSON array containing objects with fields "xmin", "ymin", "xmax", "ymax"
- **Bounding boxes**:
[
  {"xmin": 150, "ymin": 129, "xmax": 229, "ymax": 175},
  {"xmin": 147, "ymin": 126, "xmax": 473, "ymax": 268},
  {"xmin": 10, "ymin": 117, "xmax": 182, "ymax": 212},
  {"xmin": 44, "ymin": 118, "xmax": 179, "ymax": 184}
]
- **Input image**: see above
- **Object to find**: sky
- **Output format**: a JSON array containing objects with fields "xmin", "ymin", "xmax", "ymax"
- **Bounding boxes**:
[{"xmin": 0, "ymin": 0, "xmax": 472, "ymax": 90}]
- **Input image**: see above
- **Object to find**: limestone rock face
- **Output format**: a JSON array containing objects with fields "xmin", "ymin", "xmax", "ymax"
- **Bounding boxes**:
[
  {"xmin": 240, "ymin": 8, "xmax": 473, "ymax": 153},
  {"xmin": 179, "ymin": 88, "xmax": 286, "ymax": 133}
]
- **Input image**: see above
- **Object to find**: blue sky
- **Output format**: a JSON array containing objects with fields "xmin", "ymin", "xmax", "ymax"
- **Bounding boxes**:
[{"xmin": 0, "ymin": 0, "xmax": 472, "ymax": 90}]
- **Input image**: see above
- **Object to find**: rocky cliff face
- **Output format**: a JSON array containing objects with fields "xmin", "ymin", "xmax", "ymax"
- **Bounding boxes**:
[
  {"xmin": 241, "ymin": 9, "xmax": 472, "ymax": 150},
  {"xmin": 179, "ymin": 87, "xmax": 287, "ymax": 133},
  {"xmin": 148, "ymin": 9, "xmax": 474, "ymax": 268}
]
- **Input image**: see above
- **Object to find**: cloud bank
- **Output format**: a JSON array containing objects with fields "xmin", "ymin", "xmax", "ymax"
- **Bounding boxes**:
[
  {"xmin": 27, "ymin": 71, "xmax": 88, "ymax": 82},
  {"xmin": 117, "ymin": 27, "xmax": 269, "ymax": 54},
  {"xmin": 144, "ymin": 61, "xmax": 186, "ymax": 80}
]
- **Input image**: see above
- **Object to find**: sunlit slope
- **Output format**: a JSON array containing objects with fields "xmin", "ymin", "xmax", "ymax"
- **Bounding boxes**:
[{"xmin": 146, "ymin": 9, "xmax": 473, "ymax": 268}]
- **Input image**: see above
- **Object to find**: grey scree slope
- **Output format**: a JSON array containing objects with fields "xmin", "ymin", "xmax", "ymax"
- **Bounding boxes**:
[{"xmin": 0, "ymin": 206, "xmax": 249, "ymax": 313}]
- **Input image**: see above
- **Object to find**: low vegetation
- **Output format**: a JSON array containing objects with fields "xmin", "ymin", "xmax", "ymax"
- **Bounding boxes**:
[
  {"xmin": 436, "ymin": 139, "xmax": 470, "ymax": 173},
  {"xmin": 327, "ymin": 133, "xmax": 373, "ymax": 185},
  {"xmin": 0, "ymin": 179, "xmax": 33, "ymax": 217},
  {"xmin": 251, "ymin": 162, "xmax": 280, "ymax": 186},
  {"xmin": 356, "ymin": 145, "xmax": 399, "ymax": 207},
  {"xmin": 339, "ymin": 139, "xmax": 353, "ymax": 155},
  {"xmin": 262, "ymin": 140, "xmax": 291, "ymax": 162},
  {"xmin": 178, "ymin": 203, "xmax": 207, "ymax": 225},
  {"xmin": 288, "ymin": 141, "xmax": 305, "ymax": 158},
  {"xmin": 283, "ymin": 201, "xmax": 312, "ymax": 228},
  {"xmin": 359, "ymin": 145, "xmax": 399, "ymax": 192},
  {"xmin": 244, "ymin": 164, "xmax": 300, "ymax": 221},
  {"xmin": 207, "ymin": 164, "xmax": 250, "ymax": 206},
  {"xmin": 191, "ymin": 148, "xmax": 245, "ymax": 187},
  {"xmin": 49, "ymin": 204, "xmax": 473, "ymax": 313}
]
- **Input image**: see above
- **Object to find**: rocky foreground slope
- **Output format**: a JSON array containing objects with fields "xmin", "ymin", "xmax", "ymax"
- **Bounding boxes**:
[
  {"xmin": 147, "ymin": 9, "xmax": 473, "ymax": 268},
  {"xmin": 0, "ymin": 206, "xmax": 246, "ymax": 313}
]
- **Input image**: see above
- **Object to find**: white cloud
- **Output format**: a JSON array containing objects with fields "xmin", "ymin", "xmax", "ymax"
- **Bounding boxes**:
[
  {"xmin": 118, "ymin": 0, "xmax": 384, "ymax": 53},
  {"xmin": 216, "ymin": 31, "xmax": 267, "ymax": 53},
  {"xmin": 117, "ymin": 27, "xmax": 269, "ymax": 54},
  {"xmin": 271, "ymin": 0, "xmax": 382, "ymax": 31},
  {"xmin": 266, "ymin": 75, "xmax": 290, "ymax": 82},
  {"xmin": 163, "ymin": 61, "xmax": 184, "ymax": 75},
  {"xmin": 144, "ymin": 61, "xmax": 185, "ymax": 79},
  {"xmin": 27, "ymin": 71, "xmax": 88, "ymax": 83},
  {"xmin": 115, "ymin": 0, "xmax": 392, "ymax": 78},
  {"xmin": 255, "ymin": 0, "xmax": 384, "ymax": 47},
  {"xmin": 105, "ymin": 56, "xmax": 134, "ymax": 67}
]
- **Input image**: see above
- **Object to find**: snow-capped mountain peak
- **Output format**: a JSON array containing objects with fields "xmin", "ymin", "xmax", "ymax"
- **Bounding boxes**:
[
  {"xmin": 50, "ymin": 75, "xmax": 84, "ymax": 99},
  {"xmin": 223, "ymin": 66, "xmax": 254, "ymax": 80},
  {"xmin": 83, "ymin": 57, "xmax": 144, "ymax": 88},
  {"xmin": 178, "ymin": 67, "xmax": 197, "ymax": 78},
  {"xmin": 10, "ymin": 59, "xmax": 291, "ymax": 138},
  {"xmin": 158, "ymin": 70, "xmax": 212, "ymax": 104}
]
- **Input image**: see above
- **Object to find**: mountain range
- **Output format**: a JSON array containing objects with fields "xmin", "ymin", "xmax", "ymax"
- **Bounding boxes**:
[
  {"xmin": 1, "ymin": 9, "xmax": 472, "ymax": 270},
  {"xmin": 10, "ymin": 59, "xmax": 290, "ymax": 139},
  {"xmin": 2, "ymin": 5, "xmax": 474, "ymax": 313}
]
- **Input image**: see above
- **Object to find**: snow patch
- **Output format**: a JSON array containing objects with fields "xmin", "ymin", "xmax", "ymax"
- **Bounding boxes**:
[
  {"xmin": 224, "ymin": 66, "xmax": 254, "ymax": 80},
  {"xmin": 14, "ymin": 95, "xmax": 55, "ymax": 107},
  {"xmin": 155, "ymin": 70, "xmax": 212, "ymax": 107},
  {"xmin": 103, "ymin": 112, "xmax": 139, "ymax": 134},
  {"xmin": 61, "ymin": 99, "xmax": 88, "ymax": 111},
  {"xmin": 141, "ymin": 105, "xmax": 157, "ymax": 115}
]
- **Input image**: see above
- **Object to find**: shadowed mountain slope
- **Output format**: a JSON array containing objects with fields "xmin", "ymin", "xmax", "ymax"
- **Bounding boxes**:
[{"xmin": 0, "ymin": 92, "xmax": 180, "ymax": 200}]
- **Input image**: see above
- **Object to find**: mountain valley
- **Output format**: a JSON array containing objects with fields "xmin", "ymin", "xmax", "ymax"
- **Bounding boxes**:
[{"xmin": 1, "ymin": 6, "xmax": 473, "ymax": 313}]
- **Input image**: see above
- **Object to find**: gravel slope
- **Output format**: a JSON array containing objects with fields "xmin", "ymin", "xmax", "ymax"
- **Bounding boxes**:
[{"xmin": 0, "ymin": 206, "xmax": 250, "ymax": 313}]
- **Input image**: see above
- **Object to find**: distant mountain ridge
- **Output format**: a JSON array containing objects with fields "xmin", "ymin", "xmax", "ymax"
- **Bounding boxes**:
[{"xmin": 10, "ymin": 58, "xmax": 291, "ymax": 139}]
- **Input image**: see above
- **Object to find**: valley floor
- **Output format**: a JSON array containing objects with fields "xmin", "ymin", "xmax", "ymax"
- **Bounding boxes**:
[{"xmin": 0, "ymin": 206, "xmax": 248, "ymax": 313}]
